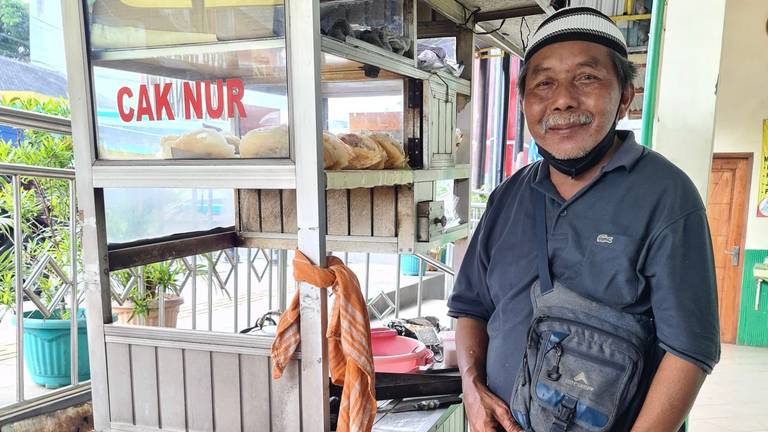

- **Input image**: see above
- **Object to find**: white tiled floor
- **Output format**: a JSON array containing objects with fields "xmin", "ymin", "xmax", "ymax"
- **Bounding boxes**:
[{"xmin": 689, "ymin": 344, "xmax": 768, "ymax": 432}]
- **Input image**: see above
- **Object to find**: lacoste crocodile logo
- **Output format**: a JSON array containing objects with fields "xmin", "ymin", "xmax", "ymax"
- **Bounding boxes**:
[{"xmin": 596, "ymin": 234, "xmax": 614, "ymax": 244}]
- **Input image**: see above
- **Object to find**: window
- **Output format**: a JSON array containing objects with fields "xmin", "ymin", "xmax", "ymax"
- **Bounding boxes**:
[
  {"xmin": 325, "ymin": 80, "xmax": 404, "ymax": 141},
  {"xmin": 86, "ymin": 0, "xmax": 289, "ymax": 160},
  {"xmin": 104, "ymin": 188, "xmax": 235, "ymax": 244},
  {"xmin": 0, "ymin": 0, "xmax": 69, "ymax": 117}
]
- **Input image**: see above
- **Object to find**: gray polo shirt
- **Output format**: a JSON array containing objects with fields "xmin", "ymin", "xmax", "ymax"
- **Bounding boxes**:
[{"xmin": 448, "ymin": 131, "xmax": 720, "ymax": 403}]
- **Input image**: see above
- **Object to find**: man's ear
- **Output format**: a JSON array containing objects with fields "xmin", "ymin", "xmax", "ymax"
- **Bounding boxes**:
[{"xmin": 618, "ymin": 84, "xmax": 636, "ymax": 119}]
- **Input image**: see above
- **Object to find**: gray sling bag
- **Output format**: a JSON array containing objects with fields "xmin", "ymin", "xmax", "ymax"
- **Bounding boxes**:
[{"xmin": 509, "ymin": 188, "xmax": 655, "ymax": 432}]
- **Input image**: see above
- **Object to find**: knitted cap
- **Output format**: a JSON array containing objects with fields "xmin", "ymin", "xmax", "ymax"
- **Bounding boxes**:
[{"xmin": 524, "ymin": 6, "xmax": 627, "ymax": 63}]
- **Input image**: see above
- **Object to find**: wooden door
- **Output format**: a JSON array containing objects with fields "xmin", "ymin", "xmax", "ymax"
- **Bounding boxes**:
[{"xmin": 706, "ymin": 155, "xmax": 751, "ymax": 343}]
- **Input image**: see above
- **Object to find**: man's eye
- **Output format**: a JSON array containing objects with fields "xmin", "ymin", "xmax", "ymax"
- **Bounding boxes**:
[
  {"xmin": 535, "ymin": 80, "xmax": 553, "ymax": 88},
  {"xmin": 579, "ymin": 74, "xmax": 599, "ymax": 81}
]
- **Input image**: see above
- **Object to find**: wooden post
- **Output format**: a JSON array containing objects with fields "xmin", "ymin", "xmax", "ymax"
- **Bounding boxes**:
[{"xmin": 456, "ymin": 28, "xmax": 474, "ymax": 82}]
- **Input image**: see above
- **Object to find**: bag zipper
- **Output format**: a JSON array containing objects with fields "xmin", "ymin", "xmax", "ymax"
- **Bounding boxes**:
[
  {"xmin": 533, "ymin": 315, "xmax": 643, "ymax": 360},
  {"xmin": 554, "ymin": 343, "xmax": 628, "ymax": 373}
]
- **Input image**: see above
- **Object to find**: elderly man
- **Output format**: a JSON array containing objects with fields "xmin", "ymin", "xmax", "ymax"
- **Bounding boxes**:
[{"xmin": 448, "ymin": 6, "xmax": 719, "ymax": 432}]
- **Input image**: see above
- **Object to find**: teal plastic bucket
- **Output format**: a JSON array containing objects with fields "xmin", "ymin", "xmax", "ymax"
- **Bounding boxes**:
[
  {"xmin": 400, "ymin": 254, "xmax": 425, "ymax": 276},
  {"xmin": 12, "ymin": 309, "xmax": 90, "ymax": 388}
]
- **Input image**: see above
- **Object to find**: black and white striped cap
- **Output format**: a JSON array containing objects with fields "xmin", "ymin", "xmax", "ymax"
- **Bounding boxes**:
[{"xmin": 524, "ymin": 6, "xmax": 627, "ymax": 63}]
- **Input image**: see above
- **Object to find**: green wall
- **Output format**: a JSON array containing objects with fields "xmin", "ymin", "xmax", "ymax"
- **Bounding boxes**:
[
  {"xmin": 432, "ymin": 402, "xmax": 466, "ymax": 432},
  {"xmin": 736, "ymin": 249, "xmax": 768, "ymax": 346}
]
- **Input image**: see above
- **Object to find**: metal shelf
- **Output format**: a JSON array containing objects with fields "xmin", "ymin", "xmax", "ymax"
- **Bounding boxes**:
[
  {"xmin": 90, "ymin": 163, "xmax": 469, "ymax": 190},
  {"xmin": 325, "ymin": 165, "xmax": 470, "ymax": 189},
  {"xmin": 90, "ymin": 35, "xmax": 470, "ymax": 96},
  {"xmin": 91, "ymin": 38, "xmax": 285, "ymax": 62},
  {"xmin": 91, "ymin": 38, "xmax": 287, "ymax": 81},
  {"xmin": 91, "ymin": 161, "xmax": 296, "ymax": 189},
  {"xmin": 321, "ymin": 36, "xmax": 472, "ymax": 95},
  {"xmin": 238, "ymin": 223, "xmax": 470, "ymax": 255},
  {"xmin": 414, "ymin": 224, "xmax": 470, "ymax": 254},
  {"xmin": 240, "ymin": 232, "xmax": 400, "ymax": 254}
]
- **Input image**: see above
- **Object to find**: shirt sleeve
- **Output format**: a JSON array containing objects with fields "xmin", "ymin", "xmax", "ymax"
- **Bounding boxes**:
[
  {"xmin": 642, "ymin": 208, "xmax": 721, "ymax": 373},
  {"xmin": 447, "ymin": 198, "xmax": 496, "ymax": 322}
]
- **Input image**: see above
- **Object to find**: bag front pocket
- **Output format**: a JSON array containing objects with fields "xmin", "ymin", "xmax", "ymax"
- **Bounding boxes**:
[
  {"xmin": 527, "ymin": 324, "xmax": 638, "ymax": 432},
  {"xmin": 510, "ymin": 336, "xmax": 546, "ymax": 431},
  {"xmin": 509, "ymin": 352, "xmax": 532, "ymax": 430}
]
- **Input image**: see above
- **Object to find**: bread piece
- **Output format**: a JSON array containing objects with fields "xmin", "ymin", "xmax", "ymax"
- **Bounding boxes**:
[
  {"xmin": 240, "ymin": 125, "xmax": 289, "ymax": 158},
  {"xmin": 224, "ymin": 134, "xmax": 241, "ymax": 154},
  {"xmin": 158, "ymin": 135, "xmax": 178, "ymax": 159},
  {"xmin": 172, "ymin": 129, "xmax": 235, "ymax": 158},
  {"xmin": 368, "ymin": 133, "xmax": 407, "ymax": 168},
  {"xmin": 323, "ymin": 132, "xmax": 354, "ymax": 170},
  {"xmin": 338, "ymin": 133, "xmax": 387, "ymax": 169}
]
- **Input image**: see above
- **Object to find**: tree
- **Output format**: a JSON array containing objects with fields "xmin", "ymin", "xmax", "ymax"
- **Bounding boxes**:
[
  {"xmin": 0, "ymin": 0, "xmax": 29, "ymax": 61},
  {"xmin": 0, "ymin": 96, "xmax": 73, "ymax": 319}
]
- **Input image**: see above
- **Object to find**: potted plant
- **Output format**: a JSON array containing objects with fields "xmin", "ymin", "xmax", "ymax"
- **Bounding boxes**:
[
  {"xmin": 0, "ymin": 96, "xmax": 88, "ymax": 388},
  {"xmin": 0, "ymin": 229, "xmax": 89, "ymax": 391},
  {"xmin": 111, "ymin": 260, "xmax": 186, "ymax": 327}
]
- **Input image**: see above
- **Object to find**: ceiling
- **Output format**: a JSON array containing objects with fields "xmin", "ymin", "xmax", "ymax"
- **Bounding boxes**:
[
  {"xmin": 461, "ymin": 0, "xmax": 540, "ymax": 13},
  {"xmin": 462, "ymin": 0, "xmax": 650, "ymax": 55}
]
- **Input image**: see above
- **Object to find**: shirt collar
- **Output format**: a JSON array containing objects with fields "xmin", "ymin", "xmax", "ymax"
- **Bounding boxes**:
[
  {"xmin": 531, "ymin": 130, "xmax": 647, "ymax": 198},
  {"xmin": 603, "ymin": 130, "xmax": 646, "ymax": 173}
]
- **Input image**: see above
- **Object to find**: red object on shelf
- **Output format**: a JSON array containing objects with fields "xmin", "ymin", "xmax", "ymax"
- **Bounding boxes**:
[{"xmin": 370, "ymin": 328, "xmax": 435, "ymax": 373}]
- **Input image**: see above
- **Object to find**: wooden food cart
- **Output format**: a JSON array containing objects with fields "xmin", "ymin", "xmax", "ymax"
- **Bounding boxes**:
[{"xmin": 61, "ymin": 0, "xmax": 548, "ymax": 430}]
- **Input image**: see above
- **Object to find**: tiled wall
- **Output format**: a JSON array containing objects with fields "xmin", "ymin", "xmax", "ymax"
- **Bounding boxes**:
[{"xmin": 736, "ymin": 249, "xmax": 768, "ymax": 346}]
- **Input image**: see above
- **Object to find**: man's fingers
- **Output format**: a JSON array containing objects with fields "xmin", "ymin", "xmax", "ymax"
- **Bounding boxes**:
[
  {"xmin": 493, "ymin": 406, "xmax": 520, "ymax": 432},
  {"xmin": 481, "ymin": 417, "xmax": 500, "ymax": 432}
]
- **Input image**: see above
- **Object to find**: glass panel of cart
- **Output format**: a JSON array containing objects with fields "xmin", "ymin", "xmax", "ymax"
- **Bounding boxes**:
[{"xmin": 86, "ymin": 1, "xmax": 289, "ymax": 160}]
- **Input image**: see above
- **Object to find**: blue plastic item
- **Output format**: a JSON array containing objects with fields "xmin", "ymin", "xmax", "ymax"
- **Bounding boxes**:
[
  {"xmin": 400, "ymin": 254, "xmax": 425, "ymax": 276},
  {"xmin": 12, "ymin": 309, "xmax": 90, "ymax": 388}
]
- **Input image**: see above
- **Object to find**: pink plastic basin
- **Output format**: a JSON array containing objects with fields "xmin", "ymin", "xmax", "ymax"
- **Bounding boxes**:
[{"xmin": 370, "ymin": 327, "xmax": 434, "ymax": 373}]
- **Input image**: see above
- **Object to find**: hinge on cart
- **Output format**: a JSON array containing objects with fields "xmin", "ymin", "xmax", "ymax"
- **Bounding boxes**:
[
  {"xmin": 407, "ymin": 78, "xmax": 423, "ymax": 109},
  {"xmin": 406, "ymin": 138, "xmax": 423, "ymax": 169}
]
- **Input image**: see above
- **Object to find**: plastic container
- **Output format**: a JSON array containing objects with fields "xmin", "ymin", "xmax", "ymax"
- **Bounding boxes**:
[
  {"xmin": 440, "ymin": 330, "xmax": 457, "ymax": 367},
  {"xmin": 12, "ymin": 309, "xmax": 90, "ymax": 389},
  {"xmin": 400, "ymin": 254, "xmax": 425, "ymax": 276},
  {"xmin": 370, "ymin": 327, "xmax": 434, "ymax": 373}
]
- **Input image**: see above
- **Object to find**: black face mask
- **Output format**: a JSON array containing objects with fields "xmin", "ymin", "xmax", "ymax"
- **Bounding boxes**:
[{"xmin": 537, "ymin": 107, "xmax": 621, "ymax": 179}]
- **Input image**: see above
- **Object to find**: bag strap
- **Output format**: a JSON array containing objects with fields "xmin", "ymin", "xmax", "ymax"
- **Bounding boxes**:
[
  {"xmin": 533, "ymin": 186, "xmax": 555, "ymax": 295},
  {"xmin": 550, "ymin": 395, "xmax": 578, "ymax": 432}
]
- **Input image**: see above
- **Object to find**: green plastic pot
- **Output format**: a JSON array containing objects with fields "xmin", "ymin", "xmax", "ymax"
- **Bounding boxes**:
[{"xmin": 11, "ymin": 309, "xmax": 90, "ymax": 389}]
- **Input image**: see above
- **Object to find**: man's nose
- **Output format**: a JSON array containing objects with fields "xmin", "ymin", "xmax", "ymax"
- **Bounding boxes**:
[{"xmin": 550, "ymin": 82, "xmax": 578, "ymax": 112}]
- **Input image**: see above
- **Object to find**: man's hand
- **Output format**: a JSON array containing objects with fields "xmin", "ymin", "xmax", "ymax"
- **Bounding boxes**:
[
  {"xmin": 463, "ymin": 375, "xmax": 523, "ymax": 431},
  {"xmin": 456, "ymin": 317, "xmax": 523, "ymax": 431}
]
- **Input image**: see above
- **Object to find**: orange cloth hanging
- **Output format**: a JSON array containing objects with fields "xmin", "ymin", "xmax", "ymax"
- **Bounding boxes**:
[{"xmin": 271, "ymin": 251, "xmax": 376, "ymax": 432}]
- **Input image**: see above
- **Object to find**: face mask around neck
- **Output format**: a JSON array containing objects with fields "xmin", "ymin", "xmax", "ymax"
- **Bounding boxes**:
[
  {"xmin": 537, "ymin": 104, "xmax": 622, "ymax": 178},
  {"xmin": 537, "ymin": 125, "xmax": 617, "ymax": 178}
]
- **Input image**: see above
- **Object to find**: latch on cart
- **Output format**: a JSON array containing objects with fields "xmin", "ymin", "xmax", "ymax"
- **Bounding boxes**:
[{"xmin": 417, "ymin": 201, "xmax": 447, "ymax": 242}]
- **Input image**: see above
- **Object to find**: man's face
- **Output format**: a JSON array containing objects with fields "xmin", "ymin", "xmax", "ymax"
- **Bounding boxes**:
[{"xmin": 522, "ymin": 41, "xmax": 633, "ymax": 159}]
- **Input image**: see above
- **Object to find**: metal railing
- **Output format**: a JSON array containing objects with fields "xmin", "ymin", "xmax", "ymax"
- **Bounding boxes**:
[
  {"xmin": 0, "ymin": 163, "xmax": 83, "ymax": 412},
  {"xmin": 108, "ymin": 247, "xmax": 278, "ymax": 333},
  {"xmin": 470, "ymin": 202, "xmax": 487, "ymax": 232},
  {"xmin": 110, "ymin": 249, "xmax": 437, "ymax": 333},
  {"xmin": 114, "ymin": 247, "xmax": 460, "ymax": 334}
]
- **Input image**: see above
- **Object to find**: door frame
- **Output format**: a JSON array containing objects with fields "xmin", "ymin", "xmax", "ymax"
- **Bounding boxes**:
[{"xmin": 710, "ymin": 152, "xmax": 753, "ymax": 343}]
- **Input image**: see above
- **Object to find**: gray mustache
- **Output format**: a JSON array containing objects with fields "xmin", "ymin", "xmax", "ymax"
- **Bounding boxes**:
[{"xmin": 540, "ymin": 112, "xmax": 593, "ymax": 132}]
